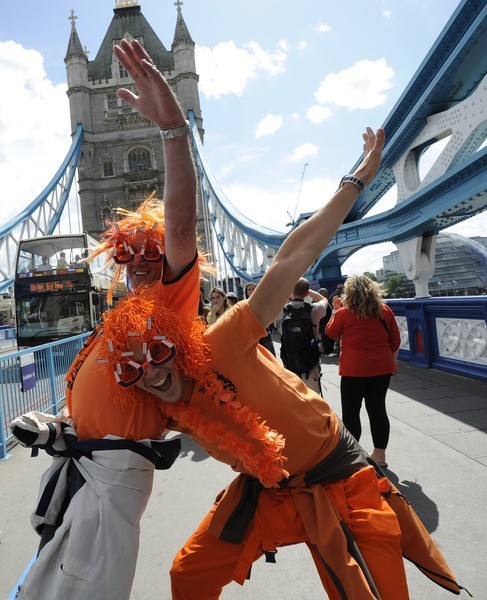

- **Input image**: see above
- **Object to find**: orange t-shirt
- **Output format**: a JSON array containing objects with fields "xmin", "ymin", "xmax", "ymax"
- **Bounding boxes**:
[
  {"xmin": 170, "ymin": 300, "xmax": 340, "ymax": 477},
  {"xmin": 66, "ymin": 257, "xmax": 200, "ymax": 440}
]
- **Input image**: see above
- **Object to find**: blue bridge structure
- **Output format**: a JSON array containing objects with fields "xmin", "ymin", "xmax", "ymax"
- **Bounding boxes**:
[
  {"xmin": 192, "ymin": 0, "xmax": 487, "ymax": 296},
  {"xmin": 0, "ymin": 0, "xmax": 485, "ymax": 386},
  {"xmin": 0, "ymin": 0, "xmax": 485, "ymax": 297}
]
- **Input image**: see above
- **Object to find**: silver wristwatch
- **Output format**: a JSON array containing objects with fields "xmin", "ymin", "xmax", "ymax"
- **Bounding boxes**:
[{"xmin": 160, "ymin": 120, "xmax": 190, "ymax": 140}]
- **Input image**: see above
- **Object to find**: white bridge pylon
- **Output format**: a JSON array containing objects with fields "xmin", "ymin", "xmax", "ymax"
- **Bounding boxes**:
[{"xmin": 0, "ymin": 124, "xmax": 83, "ymax": 293}]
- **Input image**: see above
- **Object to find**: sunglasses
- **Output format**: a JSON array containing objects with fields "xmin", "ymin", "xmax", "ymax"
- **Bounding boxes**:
[
  {"xmin": 99, "ymin": 337, "xmax": 176, "ymax": 388},
  {"xmin": 111, "ymin": 224, "xmax": 164, "ymax": 265}
]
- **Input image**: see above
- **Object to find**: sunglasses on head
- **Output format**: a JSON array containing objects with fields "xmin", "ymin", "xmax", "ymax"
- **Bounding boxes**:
[
  {"xmin": 98, "ymin": 336, "xmax": 176, "ymax": 388},
  {"xmin": 111, "ymin": 224, "xmax": 164, "ymax": 265}
]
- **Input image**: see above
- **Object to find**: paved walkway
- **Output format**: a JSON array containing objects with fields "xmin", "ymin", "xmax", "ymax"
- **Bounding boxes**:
[{"xmin": 1, "ymin": 354, "xmax": 485, "ymax": 599}]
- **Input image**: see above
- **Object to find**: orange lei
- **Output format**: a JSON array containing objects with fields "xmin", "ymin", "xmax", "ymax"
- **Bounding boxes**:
[{"xmin": 164, "ymin": 370, "xmax": 289, "ymax": 488}]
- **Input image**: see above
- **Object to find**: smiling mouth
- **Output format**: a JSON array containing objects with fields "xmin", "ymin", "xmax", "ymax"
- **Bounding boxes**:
[
  {"xmin": 151, "ymin": 373, "xmax": 171, "ymax": 392},
  {"xmin": 134, "ymin": 270, "xmax": 150, "ymax": 276}
]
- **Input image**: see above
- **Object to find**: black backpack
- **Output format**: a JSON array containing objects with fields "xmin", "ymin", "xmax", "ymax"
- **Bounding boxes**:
[{"xmin": 280, "ymin": 302, "xmax": 320, "ymax": 375}]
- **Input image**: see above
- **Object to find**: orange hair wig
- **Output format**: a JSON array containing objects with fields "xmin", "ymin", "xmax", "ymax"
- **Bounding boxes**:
[
  {"xmin": 98, "ymin": 287, "xmax": 289, "ymax": 488},
  {"xmin": 88, "ymin": 194, "xmax": 213, "ymax": 303}
]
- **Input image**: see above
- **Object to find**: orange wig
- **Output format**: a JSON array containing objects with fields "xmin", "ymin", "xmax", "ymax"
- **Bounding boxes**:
[
  {"xmin": 88, "ymin": 194, "xmax": 213, "ymax": 303},
  {"xmin": 98, "ymin": 288, "xmax": 289, "ymax": 488}
]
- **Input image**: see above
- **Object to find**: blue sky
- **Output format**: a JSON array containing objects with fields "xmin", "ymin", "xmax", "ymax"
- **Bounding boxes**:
[{"xmin": 0, "ymin": 0, "xmax": 484, "ymax": 275}]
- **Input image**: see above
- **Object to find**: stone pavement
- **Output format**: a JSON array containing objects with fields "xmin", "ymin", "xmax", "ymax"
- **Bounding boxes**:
[{"xmin": 0, "ymin": 354, "xmax": 485, "ymax": 599}]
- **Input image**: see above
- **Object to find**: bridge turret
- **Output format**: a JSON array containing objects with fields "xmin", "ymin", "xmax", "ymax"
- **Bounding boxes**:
[
  {"xmin": 64, "ymin": 9, "xmax": 92, "ymax": 135},
  {"xmin": 171, "ymin": 1, "xmax": 203, "ymax": 141}
]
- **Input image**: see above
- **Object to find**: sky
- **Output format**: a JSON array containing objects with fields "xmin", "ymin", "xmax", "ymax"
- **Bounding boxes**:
[{"xmin": 0, "ymin": 0, "xmax": 485, "ymax": 277}]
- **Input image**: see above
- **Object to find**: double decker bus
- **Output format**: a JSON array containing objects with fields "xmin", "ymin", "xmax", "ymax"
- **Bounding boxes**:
[{"xmin": 14, "ymin": 233, "xmax": 125, "ymax": 348}]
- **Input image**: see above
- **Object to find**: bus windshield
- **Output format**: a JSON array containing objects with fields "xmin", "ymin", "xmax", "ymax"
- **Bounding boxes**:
[{"xmin": 16, "ymin": 289, "xmax": 91, "ymax": 342}]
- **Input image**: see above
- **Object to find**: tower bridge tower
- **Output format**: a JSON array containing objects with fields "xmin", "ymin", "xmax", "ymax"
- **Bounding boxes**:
[{"xmin": 64, "ymin": 0, "xmax": 205, "ymax": 247}]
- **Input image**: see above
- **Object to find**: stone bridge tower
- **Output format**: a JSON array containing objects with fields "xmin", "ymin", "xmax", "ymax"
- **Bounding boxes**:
[{"xmin": 65, "ymin": 0, "xmax": 206, "ymax": 251}]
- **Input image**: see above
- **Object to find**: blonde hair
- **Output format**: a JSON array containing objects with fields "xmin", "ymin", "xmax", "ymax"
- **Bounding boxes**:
[{"xmin": 342, "ymin": 275, "xmax": 385, "ymax": 319}]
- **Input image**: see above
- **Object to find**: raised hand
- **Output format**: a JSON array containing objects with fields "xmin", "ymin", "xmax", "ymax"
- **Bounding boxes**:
[
  {"xmin": 114, "ymin": 38, "xmax": 186, "ymax": 130},
  {"xmin": 353, "ymin": 127, "xmax": 385, "ymax": 185}
]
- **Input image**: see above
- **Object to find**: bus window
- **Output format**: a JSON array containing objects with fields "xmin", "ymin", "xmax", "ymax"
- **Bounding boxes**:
[{"xmin": 15, "ymin": 234, "xmax": 127, "ymax": 347}]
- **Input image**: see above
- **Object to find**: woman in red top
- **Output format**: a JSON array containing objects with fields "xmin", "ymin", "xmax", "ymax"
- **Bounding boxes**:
[{"xmin": 326, "ymin": 275, "xmax": 400, "ymax": 467}]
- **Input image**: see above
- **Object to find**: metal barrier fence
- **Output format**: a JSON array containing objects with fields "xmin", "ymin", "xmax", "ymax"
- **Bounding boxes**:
[
  {"xmin": 0, "ymin": 333, "xmax": 90, "ymax": 460},
  {"xmin": 0, "ymin": 325, "xmax": 16, "ymax": 349},
  {"xmin": 387, "ymin": 296, "xmax": 487, "ymax": 381},
  {"xmin": 1, "ymin": 297, "xmax": 485, "ymax": 460}
]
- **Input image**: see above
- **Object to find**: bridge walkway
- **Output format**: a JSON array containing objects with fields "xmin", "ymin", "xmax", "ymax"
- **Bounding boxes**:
[{"xmin": 0, "ymin": 352, "xmax": 485, "ymax": 599}]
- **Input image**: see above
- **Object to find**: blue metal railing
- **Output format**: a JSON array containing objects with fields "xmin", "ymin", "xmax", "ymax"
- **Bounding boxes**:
[
  {"xmin": 0, "ymin": 326, "xmax": 16, "ymax": 348},
  {"xmin": 0, "ymin": 333, "xmax": 90, "ymax": 460},
  {"xmin": 387, "ymin": 296, "xmax": 487, "ymax": 381}
]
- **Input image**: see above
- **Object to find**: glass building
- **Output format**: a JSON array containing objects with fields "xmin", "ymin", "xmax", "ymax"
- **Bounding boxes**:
[{"xmin": 382, "ymin": 233, "xmax": 487, "ymax": 296}]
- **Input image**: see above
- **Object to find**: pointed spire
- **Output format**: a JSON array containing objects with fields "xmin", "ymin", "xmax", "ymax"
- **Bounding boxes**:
[
  {"xmin": 65, "ymin": 9, "xmax": 86, "ymax": 60},
  {"xmin": 173, "ymin": 0, "xmax": 194, "ymax": 47}
]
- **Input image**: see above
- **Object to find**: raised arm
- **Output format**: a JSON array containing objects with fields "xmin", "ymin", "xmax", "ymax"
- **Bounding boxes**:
[
  {"xmin": 248, "ymin": 127, "xmax": 385, "ymax": 328},
  {"xmin": 114, "ymin": 39, "xmax": 196, "ymax": 279}
]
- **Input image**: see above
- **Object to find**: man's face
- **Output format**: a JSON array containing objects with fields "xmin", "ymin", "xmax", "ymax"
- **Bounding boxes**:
[
  {"xmin": 130, "ymin": 342, "xmax": 186, "ymax": 403},
  {"xmin": 126, "ymin": 230, "xmax": 164, "ymax": 291}
]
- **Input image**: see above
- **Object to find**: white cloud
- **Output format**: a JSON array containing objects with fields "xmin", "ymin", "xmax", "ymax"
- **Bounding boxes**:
[
  {"xmin": 255, "ymin": 114, "xmax": 283, "ymax": 138},
  {"xmin": 446, "ymin": 212, "xmax": 487, "ymax": 238},
  {"xmin": 220, "ymin": 175, "xmax": 337, "ymax": 232},
  {"xmin": 246, "ymin": 41, "xmax": 287, "ymax": 75},
  {"xmin": 297, "ymin": 41, "xmax": 308, "ymax": 51},
  {"xmin": 316, "ymin": 22, "xmax": 332, "ymax": 33},
  {"xmin": 290, "ymin": 143, "xmax": 319, "ymax": 162},
  {"xmin": 382, "ymin": 10, "xmax": 392, "ymax": 18},
  {"xmin": 343, "ymin": 242, "xmax": 396, "ymax": 276},
  {"xmin": 315, "ymin": 58, "xmax": 394, "ymax": 110},
  {"xmin": 222, "ymin": 182, "xmax": 293, "ymax": 231},
  {"xmin": 196, "ymin": 40, "xmax": 287, "ymax": 99},
  {"xmin": 0, "ymin": 41, "xmax": 70, "ymax": 227},
  {"xmin": 306, "ymin": 105, "xmax": 334, "ymax": 124},
  {"xmin": 213, "ymin": 144, "xmax": 270, "ymax": 179},
  {"xmin": 277, "ymin": 40, "xmax": 290, "ymax": 53}
]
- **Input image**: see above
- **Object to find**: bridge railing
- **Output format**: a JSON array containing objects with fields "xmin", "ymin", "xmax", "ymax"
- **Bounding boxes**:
[
  {"xmin": 387, "ymin": 296, "xmax": 487, "ymax": 381},
  {"xmin": 0, "ymin": 333, "xmax": 90, "ymax": 460},
  {"xmin": 0, "ymin": 326, "xmax": 16, "ymax": 349}
]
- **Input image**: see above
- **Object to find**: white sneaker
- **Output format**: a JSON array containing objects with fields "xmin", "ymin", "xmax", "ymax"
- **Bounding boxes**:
[{"xmin": 325, "ymin": 352, "xmax": 337, "ymax": 357}]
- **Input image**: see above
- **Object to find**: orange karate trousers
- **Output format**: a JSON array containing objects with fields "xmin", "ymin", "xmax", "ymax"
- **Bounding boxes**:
[{"xmin": 170, "ymin": 466, "xmax": 410, "ymax": 600}]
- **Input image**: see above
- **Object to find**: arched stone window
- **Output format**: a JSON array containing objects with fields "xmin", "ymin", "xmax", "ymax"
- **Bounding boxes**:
[
  {"xmin": 118, "ymin": 61, "xmax": 129, "ymax": 79},
  {"xmin": 128, "ymin": 147, "xmax": 152, "ymax": 173},
  {"xmin": 107, "ymin": 94, "xmax": 118, "ymax": 111},
  {"xmin": 103, "ymin": 161, "xmax": 114, "ymax": 177}
]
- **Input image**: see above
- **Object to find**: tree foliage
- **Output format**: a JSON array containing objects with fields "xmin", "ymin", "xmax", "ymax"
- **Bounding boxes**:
[
  {"xmin": 363, "ymin": 271, "xmax": 378, "ymax": 282},
  {"xmin": 385, "ymin": 275, "xmax": 407, "ymax": 298}
]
